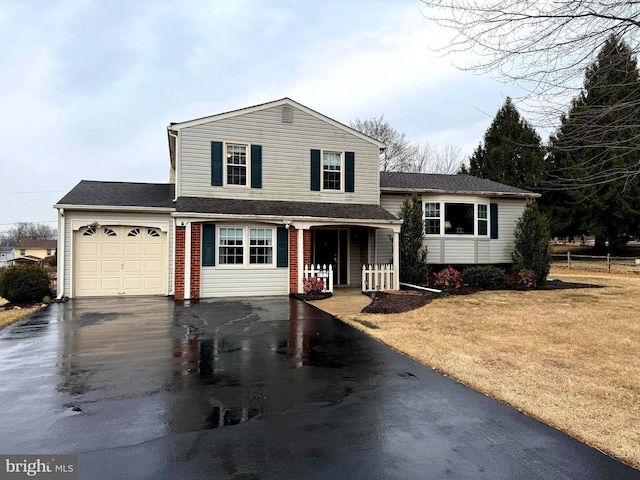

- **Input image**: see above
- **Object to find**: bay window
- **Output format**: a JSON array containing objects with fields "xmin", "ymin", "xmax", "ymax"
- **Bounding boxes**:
[{"xmin": 423, "ymin": 201, "xmax": 491, "ymax": 236}]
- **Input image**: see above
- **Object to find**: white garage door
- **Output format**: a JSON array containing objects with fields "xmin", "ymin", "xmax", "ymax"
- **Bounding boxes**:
[{"xmin": 74, "ymin": 225, "xmax": 167, "ymax": 297}]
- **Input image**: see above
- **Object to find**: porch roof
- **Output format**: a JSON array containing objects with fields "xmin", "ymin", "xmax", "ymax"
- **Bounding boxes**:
[{"xmin": 176, "ymin": 197, "xmax": 399, "ymax": 222}]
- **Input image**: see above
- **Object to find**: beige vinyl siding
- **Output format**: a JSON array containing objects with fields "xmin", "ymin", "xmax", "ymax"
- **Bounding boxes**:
[
  {"xmin": 490, "ymin": 198, "xmax": 527, "ymax": 263},
  {"xmin": 61, "ymin": 210, "xmax": 173, "ymax": 298},
  {"xmin": 178, "ymin": 105, "xmax": 380, "ymax": 205},
  {"xmin": 349, "ymin": 234, "xmax": 360, "ymax": 286},
  {"xmin": 424, "ymin": 238, "xmax": 444, "ymax": 264},
  {"xmin": 376, "ymin": 193, "xmax": 407, "ymax": 264},
  {"xmin": 200, "ymin": 268, "xmax": 288, "ymax": 297}
]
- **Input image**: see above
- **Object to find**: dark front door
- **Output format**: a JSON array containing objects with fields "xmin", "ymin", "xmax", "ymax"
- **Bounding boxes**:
[{"xmin": 313, "ymin": 229, "xmax": 348, "ymax": 285}]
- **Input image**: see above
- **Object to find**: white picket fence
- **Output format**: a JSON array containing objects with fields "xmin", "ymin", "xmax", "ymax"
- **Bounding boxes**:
[
  {"xmin": 362, "ymin": 264, "xmax": 396, "ymax": 292},
  {"xmin": 303, "ymin": 264, "xmax": 334, "ymax": 293}
]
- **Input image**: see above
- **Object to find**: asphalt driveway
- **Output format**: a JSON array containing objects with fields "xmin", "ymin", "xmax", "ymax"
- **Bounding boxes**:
[{"xmin": 0, "ymin": 297, "xmax": 638, "ymax": 480}]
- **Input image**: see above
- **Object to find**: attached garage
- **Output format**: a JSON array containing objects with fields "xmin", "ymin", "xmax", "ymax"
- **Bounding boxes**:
[{"xmin": 73, "ymin": 225, "xmax": 168, "ymax": 297}]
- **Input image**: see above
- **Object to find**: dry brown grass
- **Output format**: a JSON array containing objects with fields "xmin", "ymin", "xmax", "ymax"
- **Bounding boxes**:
[
  {"xmin": 0, "ymin": 297, "xmax": 42, "ymax": 330},
  {"xmin": 340, "ymin": 268, "xmax": 640, "ymax": 469}
]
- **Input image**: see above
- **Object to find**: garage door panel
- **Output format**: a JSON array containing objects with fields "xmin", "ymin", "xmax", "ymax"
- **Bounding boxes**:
[
  {"xmin": 123, "ymin": 243, "xmax": 143, "ymax": 256},
  {"xmin": 101, "ymin": 261, "xmax": 121, "ymax": 273},
  {"xmin": 74, "ymin": 226, "xmax": 167, "ymax": 297},
  {"xmin": 145, "ymin": 244, "xmax": 163, "ymax": 255},
  {"xmin": 101, "ymin": 244, "xmax": 121, "ymax": 256}
]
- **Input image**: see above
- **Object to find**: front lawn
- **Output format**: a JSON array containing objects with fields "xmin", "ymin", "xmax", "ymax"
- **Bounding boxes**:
[
  {"xmin": 0, "ymin": 297, "xmax": 43, "ymax": 330},
  {"xmin": 340, "ymin": 268, "xmax": 640, "ymax": 470}
]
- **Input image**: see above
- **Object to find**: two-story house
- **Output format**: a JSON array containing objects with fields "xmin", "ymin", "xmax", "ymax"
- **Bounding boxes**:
[
  {"xmin": 55, "ymin": 98, "xmax": 538, "ymax": 299},
  {"xmin": 11, "ymin": 239, "xmax": 57, "ymax": 265},
  {"xmin": 55, "ymin": 98, "xmax": 402, "ymax": 299}
]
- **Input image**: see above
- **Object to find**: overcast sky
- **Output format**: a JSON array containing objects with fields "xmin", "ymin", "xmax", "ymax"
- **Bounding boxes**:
[{"xmin": 0, "ymin": 0, "xmax": 525, "ymax": 232}]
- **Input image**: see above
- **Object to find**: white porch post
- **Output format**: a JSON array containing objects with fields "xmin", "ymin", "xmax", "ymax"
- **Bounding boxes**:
[
  {"xmin": 297, "ymin": 227, "xmax": 304, "ymax": 293},
  {"xmin": 184, "ymin": 222, "xmax": 191, "ymax": 300},
  {"xmin": 393, "ymin": 229, "xmax": 400, "ymax": 290}
]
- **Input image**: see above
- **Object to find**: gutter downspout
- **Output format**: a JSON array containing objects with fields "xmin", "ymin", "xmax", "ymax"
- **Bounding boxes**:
[{"xmin": 56, "ymin": 208, "xmax": 65, "ymax": 299}]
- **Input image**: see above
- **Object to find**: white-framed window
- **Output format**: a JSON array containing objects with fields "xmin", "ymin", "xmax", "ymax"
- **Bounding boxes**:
[
  {"xmin": 424, "ymin": 202, "xmax": 441, "ymax": 234},
  {"xmin": 322, "ymin": 151, "xmax": 342, "ymax": 191},
  {"xmin": 423, "ymin": 200, "xmax": 490, "ymax": 236},
  {"xmin": 226, "ymin": 143, "xmax": 248, "ymax": 186},
  {"xmin": 216, "ymin": 226, "xmax": 276, "ymax": 267},
  {"xmin": 477, "ymin": 204, "xmax": 488, "ymax": 236},
  {"xmin": 219, "ymin": 227, "xmax": 244, "ymax": 264},
  {"xmin": 249, "ymin": 228, "xmax": 273, "ymax": 264}
]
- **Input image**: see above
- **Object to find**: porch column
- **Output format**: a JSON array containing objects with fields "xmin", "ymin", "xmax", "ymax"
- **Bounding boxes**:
[
  {"xmin": 393, "ymin": 229, "xmax": 400, "ymax": 290},
  {"xmin": 184, "ymin": 221, "xmax": 191, "ymax": 300},
  {"xmin": 297, "ymin": 227, "xmax": 304, "ymax": 293}
]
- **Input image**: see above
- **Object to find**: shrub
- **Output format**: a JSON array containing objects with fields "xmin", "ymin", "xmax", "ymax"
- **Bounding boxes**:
[
  {"xmin": 463, "ymin": 266, "xmax": 507, "ymax": 289},
  {"xmin": 434, "ymin": 266, "xmax": 463, "ymax": 289},
  {"xmin": 303, "ymin": 276, "xmax": 325, "ymax": 295},
  {"xmin": 516, "ymin": 269, "xmax": 537, "ymax": 288},
  {"xmin": 0, "ymin": 265, "xmax": 52, "ymax": 303},
  {"xmin": 398, "ymin": 193, "xmax": 430, "ymax": 285},
  {"xmin": 512, "ymin": 202, "xmax": 551, "ymax": 286}
]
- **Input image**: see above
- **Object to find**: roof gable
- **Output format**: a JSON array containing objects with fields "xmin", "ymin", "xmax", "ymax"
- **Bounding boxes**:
[
  {"xmin": 167, "ymin": 98, "xmax": 386, "ymax": 149},
  {"xmin": 380, "ymin": 172, "xmax": 539, "ymax": 198}
]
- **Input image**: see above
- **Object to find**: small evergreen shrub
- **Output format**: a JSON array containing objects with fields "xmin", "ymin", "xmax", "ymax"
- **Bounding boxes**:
[
  {"xmin": 0, "ymin": 265, "xmax": 52, "ymax": 303},
  {"xmin": 434, "ymin": 267, "xmax": 463, "ymax": 289},
  {"xmin": 512, "ymin": 203, "xmax": 551, "ymax": 286},
  {"xmin": 516, "ymin": 269, "xmax": 537, "ymax": 288},
  {"xmin": 463, "ymin": 266, "xmax": 507, "ymax": 289}
]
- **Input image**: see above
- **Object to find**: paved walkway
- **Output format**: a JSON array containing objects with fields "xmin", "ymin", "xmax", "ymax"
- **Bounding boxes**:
[{"xmin": 308, "ymin": 287, "xmax": 372, "ymax": 316}]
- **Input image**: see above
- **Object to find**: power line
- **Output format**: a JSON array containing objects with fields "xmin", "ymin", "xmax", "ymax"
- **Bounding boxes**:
[{"xmin": 0, "ymin": 191, "xmax": 65, "ymax": 195}]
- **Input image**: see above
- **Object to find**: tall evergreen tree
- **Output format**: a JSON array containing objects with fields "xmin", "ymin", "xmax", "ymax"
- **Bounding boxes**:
[
  {"xmin": 548, "ymin": 35, "xmax": 640, "ymax": 251},
  {"xmin": 468, "ymin": 98, "xmax": 546, "ymax": 190}
]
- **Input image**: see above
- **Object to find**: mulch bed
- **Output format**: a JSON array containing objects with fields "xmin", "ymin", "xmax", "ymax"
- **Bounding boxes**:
[{"xmin": 362, "ymin": 279, "xmax": 602, "ymax": 315}]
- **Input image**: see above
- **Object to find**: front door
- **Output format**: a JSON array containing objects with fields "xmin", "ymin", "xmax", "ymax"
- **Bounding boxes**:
[{"xmin": 313, "ymin": 229, "xmax": 348, "ymax": 285}]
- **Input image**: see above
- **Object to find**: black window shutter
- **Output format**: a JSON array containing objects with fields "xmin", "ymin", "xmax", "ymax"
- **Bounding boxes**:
[
  {"xmin": 251, "ymin": 144, "xmax": 262, "ymax": 188},
  {"xmin": 310, "ymin": 149, "xmax": 321, "ymax": 191},
  {"xmin": 277, "ymin": 227, "xmax": 288, "ymax": 267},
  {"xmin": 490, "ymin": 203, "xmax": 499, "ymax": 239},
  {"xmin": 345, "ymin": 151, "xmax": 355, "ymax": 192},
  {"xmin": 211, "ymin": 141, "xmax": 223, "ymax": 186},
  {"xmin": 202, "ymin": 224, "xmax": 216, "ymax": 266}
]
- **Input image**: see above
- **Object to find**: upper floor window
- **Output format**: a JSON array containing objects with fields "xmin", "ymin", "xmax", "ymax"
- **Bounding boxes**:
[
  {"xmin": 323, "ymin": 151, "xmax": 342, "ymax": 190},
  {"xmin": 226, "ymin": 144, "xmax": 248, "ymax": 186},
  {"xmin": 46, "ymin": 249, "xmax": 52, "ymax": 256},
  {"xmin": 20, "ymin": 249, "xmax": 26, "ymax": 256}
]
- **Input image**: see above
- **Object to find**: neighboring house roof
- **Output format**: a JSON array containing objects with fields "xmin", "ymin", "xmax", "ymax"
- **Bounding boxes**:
[
  {"xmin": 55, "ymin": 181, "xmax": 176, "ymax": 209},
  {"xmin": 177, "ymin": 197, "xmax": 400, "ymax": 223},
  {"xmin": 167, "ymin": 98, "xmax": 387, "ymax": 149},
  {"xmin": 16, "ymin": 239, "xmax": 57, "ymax": 249},
  {"xmin": 380, "ymin": 172, "xmax": 540, "ymax": 198},
  {"xmin": 10, "ymin": 255, "xmax": 43, "ymax": 264},
  {"xmin": 0, "ymin": 246, "xmax": 12, "ymax": 253}
]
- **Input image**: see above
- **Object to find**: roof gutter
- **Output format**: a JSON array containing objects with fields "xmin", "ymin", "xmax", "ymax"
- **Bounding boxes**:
[
  {"xmin": 53, "ymin": 204, "xmax": 176, "ymax": 213},
  {"xmin": 380, "ymin": 187, "xmax": 541, "ymax": 198}
]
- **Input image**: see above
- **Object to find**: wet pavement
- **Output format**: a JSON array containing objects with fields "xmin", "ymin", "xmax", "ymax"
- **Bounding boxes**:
[{"xmin": 0, "ymin": 297, "xmax": 638, "ymax": 480}]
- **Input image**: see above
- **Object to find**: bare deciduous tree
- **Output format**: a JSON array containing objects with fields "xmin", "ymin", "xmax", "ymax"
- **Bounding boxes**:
[
  {"xmin": 420, "ymin": 0, "xmax": 640, "ymax": 186},
  {"xmin": 350, "ymin": 116, "xmax": 416, "ymax": 172},
  {"xmin": 0, "ymin": 222, "xmax": 57, "ymax": 246},
  {"xmin": 410, "ymin": 141, "xmax": 465, "ymax": 174}
]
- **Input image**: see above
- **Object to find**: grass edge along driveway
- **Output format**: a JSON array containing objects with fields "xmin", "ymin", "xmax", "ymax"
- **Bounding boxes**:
[{"xmin": 340, "ymin": 268, "xmax": 640, "ymax": 470}]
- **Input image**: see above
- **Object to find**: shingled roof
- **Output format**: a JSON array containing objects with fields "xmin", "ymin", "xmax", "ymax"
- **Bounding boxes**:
[
  {"xmin": 380, "ymin": 172, "xmax": 539, "ymax": 197},
  {"xmin": 56, "ymin": 181, "xmax": 176, "ymax": 209},
  {"xmin": 177, "ymin": 197, "xmax": 399, "ymax": 222}
]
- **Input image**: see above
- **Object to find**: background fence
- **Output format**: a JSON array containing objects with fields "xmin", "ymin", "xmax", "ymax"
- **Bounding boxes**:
[{"xmin": 553, "ymin": 252, "xmax": 640, "ymax": 273}]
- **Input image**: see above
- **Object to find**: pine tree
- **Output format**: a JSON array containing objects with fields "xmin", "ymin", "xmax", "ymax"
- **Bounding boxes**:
[
  {"xmin": 512, "ymin": 203, "xmax": 552, "ymax": 286},
  {"xmin": 398, "ymin": 194, "xmax": 429, "ymax": 285},
  {"xmin": 548, "ymin": 35, "xmax": 640, "ymax": 251},
  {"xmin": 468, "ymin": 98, "xmax": 546, "ymax": 190}
]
